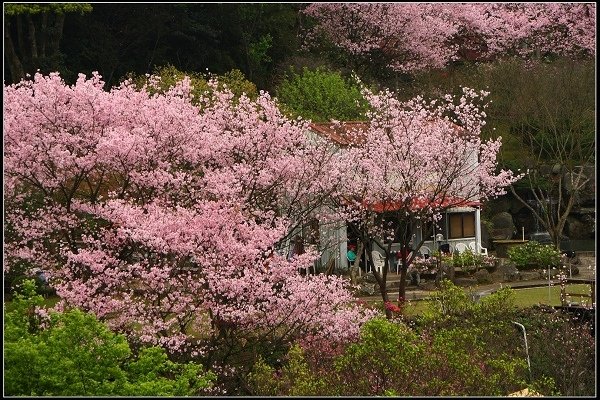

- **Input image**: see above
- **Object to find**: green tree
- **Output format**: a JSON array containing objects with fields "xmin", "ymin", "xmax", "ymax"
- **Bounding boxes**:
[
  {"xmin": 127, "ymin": 64, "xmax": 258, "ymax": 105},
  {"xmin": 57, "ymin": 4, "xmax": 303, "ymax": 90},
  {"xmin": 247, "ymin": 344, "xmax": 327, "ymax": 396},
  {"xmin": 276, "ymin": 66, "xmax": 370, "ymax": 122},
  {"xmin": 4, "ymin": 280, "xmax": 215, "ymax": 396}
]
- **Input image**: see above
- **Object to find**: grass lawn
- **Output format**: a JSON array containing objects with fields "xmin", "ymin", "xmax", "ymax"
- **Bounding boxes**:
[
  {"xmin": 381, "ymin": 284, "xmax": 594, "ymax": 317},
  {"xmin": 6, "ymin": 285, "xmax": 593, "ymax": 320},
  {"xmin": 510, "ymin": 284, "xmax": 593, "ymax": 308}
]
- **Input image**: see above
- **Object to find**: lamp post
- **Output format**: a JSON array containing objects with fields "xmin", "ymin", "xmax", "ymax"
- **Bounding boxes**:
[
  {"xmin": 548, "ymin": 266, "xmax": 552, "ymax": 304},
  {"xmin": 512, "ymin": 321, "xmax": 532, "ymax": 382}
]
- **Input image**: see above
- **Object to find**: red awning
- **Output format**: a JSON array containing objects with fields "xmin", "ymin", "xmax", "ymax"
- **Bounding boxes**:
[{"xmin": 362, "ymin": 196, "xmax": 480, "ymax": 213}]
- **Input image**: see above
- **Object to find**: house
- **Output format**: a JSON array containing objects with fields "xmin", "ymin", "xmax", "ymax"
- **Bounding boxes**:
[{"xmin": 305, "ymin": 121, "xmax": 488, "ymax": 273}]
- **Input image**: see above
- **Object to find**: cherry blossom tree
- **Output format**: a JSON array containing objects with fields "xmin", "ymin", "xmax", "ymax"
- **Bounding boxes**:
[
  {"xmin": 303, "ymin": 3, "xmax": 596, "ymax": 73},
  {"xmin": 326, "ymin": 84, "xmax": 521, "ymax": 313},
  {"xmin": 4, "ymin": 72, "xmax": 375, "ymax": 365}
]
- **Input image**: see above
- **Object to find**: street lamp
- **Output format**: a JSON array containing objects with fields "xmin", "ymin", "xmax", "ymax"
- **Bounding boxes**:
[
  {"xmin": 512, "ymin": 321, "xmax": 532, "ymax": 382},
  {"xmin": 547, "ymin": 266, "xmax": 554, "ymax": 304}
]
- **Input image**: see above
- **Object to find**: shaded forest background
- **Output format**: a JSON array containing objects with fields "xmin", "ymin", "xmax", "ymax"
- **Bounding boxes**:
[{"xmin": 5, "ymin": 4, "xmax": 310, "ymax": 91}]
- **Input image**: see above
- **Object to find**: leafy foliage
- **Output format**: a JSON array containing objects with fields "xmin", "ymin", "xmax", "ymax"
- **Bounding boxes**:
[
  {"xmin": 516, "ymin": 306, "xmax": 595, "ymax": 396},
  {"xmin": 450, "ymin": 249, "xmax": 498, "ymax": 271},
  {"xmin": 4, "ymin": 3, "xmax": 93, "ymax": 16},
  {"xmin": 508, "ymin": 241, "xmax": 562, "ymax": 269},
  {"xmin": 248, "ymin": 313, "xmax": 544, "ymax": 396},
  {"xmin": 127, "ymin": 64, "xmax": 258, "ymax": 105},
  {"xmin": 276, "ymin": 67, "xmax": 370, "ymax": 122},
  {"xmin": 4, "ymin": 280, "xmax": 216, "ymax": 396},
  {"xmin": 247, "ymin": 344, "xmax": 327, "ymax": 396}
]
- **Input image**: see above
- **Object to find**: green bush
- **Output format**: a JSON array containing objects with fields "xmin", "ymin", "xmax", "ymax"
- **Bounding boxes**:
[
  {"xmin": 247, "ymin": 344, "xmax": 327, "ymax": 396},
  {"xmin": 275, "ymin": 66, "xmax": 370, "ymax": 122},
  {"xmin": 508, "ymin": 241, "xmax": 561, "ymax": 270},
  {"xmin": 128, "ymin": 65, "xmax": 258, "ymax": 106},
  {"xmin": 246, "ymin": 281, "xmax": 569, "ymax": 396},
  {"xmin": 4, "ymin": 280, "xmax": 215, "ymax": 396},
  {"xmin": 452, "ymin": 250, "xmax": 498, "ymax": 271},
  {"xmin": 515, "ymin": 306, "xmax": 595, "ymax": 396}
]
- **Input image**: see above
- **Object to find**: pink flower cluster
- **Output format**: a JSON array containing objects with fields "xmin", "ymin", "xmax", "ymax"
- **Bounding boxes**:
[
  {"xmin": 304, "ymin": 3, "xmax": 595, "ymax": 72},
  {"xmin": 4, "ymin": 72, "xmax": 373, "ymax": 353}
]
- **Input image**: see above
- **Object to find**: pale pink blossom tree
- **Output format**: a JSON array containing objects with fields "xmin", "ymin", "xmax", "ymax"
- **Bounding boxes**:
[
  {"xmin": 325, "ymin": 84, "xmax": 521, "ymax": 314},
  {"xmin": 303, "ymin": 3, "xmax": 596, "ymax": 73},
  {"xmin": 4, "ymin": 72, "xmax": 375, "ymax": 364}
]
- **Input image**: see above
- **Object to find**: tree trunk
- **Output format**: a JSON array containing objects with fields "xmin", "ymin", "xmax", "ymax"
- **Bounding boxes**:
[
  {"xmin": 349, "ymin": 241, "xmax": 365, "ymax": 284},
  {"xmin": 397, "ymin": 264, "xmax": 407, "ymax": 304},
  {"xmin": 366, "ymin": 245, "xmax": 393, "ymax": 319},
  {"xmin": 40, "ymin": 12, "xmax": 48, "ymax": 58},
  {"xmin": 4, "ymin": 19, "xmax": 25, "ymax": 82},
  {"xmin": 26, "ymin": 13, "xmax": 38, "ymax": 61},
  {"xmin": 47, "ymin": 13, "xmax": 65, "ymax": 56}
]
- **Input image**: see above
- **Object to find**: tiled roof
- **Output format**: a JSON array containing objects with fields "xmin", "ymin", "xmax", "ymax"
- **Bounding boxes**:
[
  {"xmin": 308, "ymin": 121, "xmax": 369, "ymax": 146},
  {"xmin": 309, "ymin": 119, "xmax": 468, "ymax": 147}
]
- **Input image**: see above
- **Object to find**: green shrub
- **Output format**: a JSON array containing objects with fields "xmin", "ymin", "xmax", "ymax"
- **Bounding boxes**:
[
  {"xmin": 515, "ymin": 307, "xmax": 595, "ymax": 396},
  {"xmin": 452, "ymin": 250, "xmax": 498, "ymax": 271},
  {"xmin": 128, "ymin": 65, "xmax": 258, "ymax": 106},
  {"xmin": 247, "ymin": 344, "xmax": 327, "ymax": 396},
  {"xmin": 275, "ymin": 66, "xmax": 370, "ymax": 122},
  {"xmin": 245, "ymin": 281, "xmax": 570, "ymax": 397},
  {"xmin": 331, "ymin": 315, "xmax": 530, "ymax": 396},
  {"xmin": 508, "ymin": 241, "xmax": 561, "ymax": 270},
  {"xmin": 4, "ymin": 280, "xmax": 215, "ymax": 396},
  {"xmin": 473, "ymin": 268, "xmax": 493, "ymax": 283}
]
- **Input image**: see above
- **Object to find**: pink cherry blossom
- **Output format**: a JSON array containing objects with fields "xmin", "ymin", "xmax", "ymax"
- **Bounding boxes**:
[
  {"xmin": 304, "ymin": 3, "xmax": 595, "ymax": 72},
  {"xmin": 4, "ymin": 71, "xmax": 374, "ymax": 355},
  {"xmin": 322, "ymin": 84, "xmax": 521, "ymax": 309}
]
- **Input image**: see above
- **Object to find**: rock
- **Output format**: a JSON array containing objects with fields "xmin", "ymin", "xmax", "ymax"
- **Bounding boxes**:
[
  {"xmin": 490, "ymin": 212, "xmax": 516, "ymax": 240},
  {"xmin": 566, "ymin": 215, "xmax": 595, "ymax": 239},
  {"xmin": 519, "ymin": 271, "xmax": 539, "ymax": 281},
  {"xmin": 508, "ymin": 196, "xmax": 527, "ymax": 214},
  {"xmin": 454, "ymin": 277, "xmax": 478, "ymax": 286},
  {"xmin": 490, "ymin": 197, "xmax": 511, "ymax": 213},
  {"xmin": 473, "ymin": 269, "xmax": 493, "ymax": 284},
  {"xmin": 497, "ymin": 260, "xmax": 521, "ymax": 281},
  {"xmin": 361, "ymin": 273, "xmax": 377, "ymax": 283},
  {"xmin": 358, "ymin": 283, "xmax": 376, "ymax": 296}
]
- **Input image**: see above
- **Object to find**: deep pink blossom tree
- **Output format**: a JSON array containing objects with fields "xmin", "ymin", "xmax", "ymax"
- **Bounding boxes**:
[
  {"xmin": 303, "ymin": 3, "xmax": 596, "ymax": 73},
  {"xmin": 4, "ymin": 72, "xmax": 375, "ymax": 362},
  {"xmin": 326, "ymin": 84, "xmax": 521, "ymax": 313}
]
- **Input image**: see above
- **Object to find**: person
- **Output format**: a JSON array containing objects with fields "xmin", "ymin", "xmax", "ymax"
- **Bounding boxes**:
[
  {"xmin": 288, "ymin": 235, "xmax": 305, "ymax": 260},
  {"xmin": 439, "ymin": 243, "xmax": 451, "ymax": 255},
  {"xmin": 289, "ymin": 235, "xmax": 307, "ymax": 274},
  {"xmin": 399, "ymin": 241, "xmax": 419, "ymax": 285},
  {"xmin": 34, "ymin": 268, "xmax": 54, "ymax": 297},
  {"xmin": 35, "ymin": 269, "xmax": 48, "ymax": 285},
  {"xmin": 347, "ymin": 244, "xmax": 357, "ymax": 266}
]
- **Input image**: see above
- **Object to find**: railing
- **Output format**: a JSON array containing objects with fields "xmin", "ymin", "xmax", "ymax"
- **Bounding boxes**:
[{"xmin": 560, "ymin": 278, "xmax": 596, "ymax": 308}]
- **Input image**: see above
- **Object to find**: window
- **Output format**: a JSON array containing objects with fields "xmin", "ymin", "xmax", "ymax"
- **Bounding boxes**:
[{"xmin": 449, "ymin": 213, "xmax": 475, "ymax": 239}]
